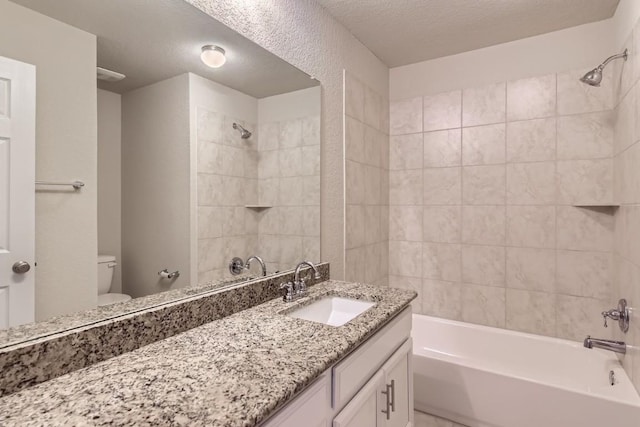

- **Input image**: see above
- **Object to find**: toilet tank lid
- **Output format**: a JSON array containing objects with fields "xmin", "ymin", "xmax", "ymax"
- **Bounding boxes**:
[{"xmin": 98, "ymin": 255, "xmax": 117, "ymax": 264}]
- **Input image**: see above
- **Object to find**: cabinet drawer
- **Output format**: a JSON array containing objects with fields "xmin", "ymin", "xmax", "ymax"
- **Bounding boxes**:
[
  {"xmin": 332, "ymin": 306, "xmax": 411, "ymax": 412},
  {"xmin": 261, "ymin": 373, "xmax": 331, "ymax": 427}
]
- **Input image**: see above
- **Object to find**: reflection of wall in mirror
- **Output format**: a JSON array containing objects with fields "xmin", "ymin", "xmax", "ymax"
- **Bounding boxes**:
[
  {"xmin": 192, "ymin": 73, "xmax": 321, "ymax": 282},
  {"xmin": 0, "ymin": 1, "xmax": 98, "ymax": 320},
  {"xmin": 121, "ymin": 74, "xmax": 192, "ymax": 299}
]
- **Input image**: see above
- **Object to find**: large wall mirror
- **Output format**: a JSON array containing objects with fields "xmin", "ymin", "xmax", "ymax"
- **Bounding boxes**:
[{"xmin": 0, "ymin": 0, "xmax": 320, "ymax": 345}]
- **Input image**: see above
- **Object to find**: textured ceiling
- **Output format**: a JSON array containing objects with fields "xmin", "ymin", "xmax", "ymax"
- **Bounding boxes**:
[
  {"xmin": 10, "ymin": 0, "xmax": 317, "ymax": 97},
  {"xmin": 314, "ymin": 0, "xmax": 620, "ymax": 67}
]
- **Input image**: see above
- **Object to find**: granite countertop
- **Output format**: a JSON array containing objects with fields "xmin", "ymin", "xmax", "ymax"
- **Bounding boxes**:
[{"xmin": 0, "ymin": 281, "xmax": 416, "ymax": 427}]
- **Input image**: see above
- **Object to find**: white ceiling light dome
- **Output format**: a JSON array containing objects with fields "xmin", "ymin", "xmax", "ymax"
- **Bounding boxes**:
[{"xmin": 201, "ymin": 45, "xmax": 226, "ymax": 68}]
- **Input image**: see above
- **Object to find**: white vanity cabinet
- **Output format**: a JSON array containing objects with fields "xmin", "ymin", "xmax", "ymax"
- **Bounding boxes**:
[
  {"xmin": 261, "ymin": 306, "xmax": 413, "ymax": 427},
  {"xmin": 333, "ymin": 339, "xmax": 413, "ymax": 427}
]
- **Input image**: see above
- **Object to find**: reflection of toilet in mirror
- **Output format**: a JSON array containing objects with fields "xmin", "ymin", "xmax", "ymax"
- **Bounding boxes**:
[{"xmin": 97, "ymin": 255, "xmax": 131, "ymax": 306}]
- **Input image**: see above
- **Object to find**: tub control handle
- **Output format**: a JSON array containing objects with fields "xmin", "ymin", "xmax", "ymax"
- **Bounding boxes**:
[{"xmin": 381, "ymin": 383, "xmax": 392, "ymax": 420}]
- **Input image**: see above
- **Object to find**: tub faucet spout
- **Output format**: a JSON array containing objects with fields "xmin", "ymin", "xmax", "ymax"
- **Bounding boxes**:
[{"xmin": 583, "ymin": 335, "xmax": 626, "ymax": 354}]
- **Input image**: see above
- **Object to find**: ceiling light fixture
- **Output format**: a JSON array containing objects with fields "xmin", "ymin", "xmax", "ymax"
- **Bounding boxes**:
[{"xmin": 201, "ymin": 45, "xmax": 226, "ymax": 68}]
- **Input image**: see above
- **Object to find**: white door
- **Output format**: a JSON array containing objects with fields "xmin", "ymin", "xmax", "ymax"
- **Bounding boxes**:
[
  {"xmin": 0, "ymin": 55, "xmax": 36, "ymax": 329},
  {"xmin": 333, "ymin": 370, "xmax": 385, "ymax": 427},
  {"xmin": 382, "ymin": 339, "xmax": 413, "ymax": 427}
]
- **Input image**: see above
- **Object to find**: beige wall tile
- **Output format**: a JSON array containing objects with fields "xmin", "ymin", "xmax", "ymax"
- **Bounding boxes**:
[
  {"xmin": 258, "ymin": 122, "xmax": 279, "ymax": 151},
  {"xmin": 345, "ymin": 246, "xmax": 365, "ymax": 282},
  {"xmin": 346, "ymin": 160, "xmax": 365, "ymax": 205},
  {"xmin": 390, "ymin": 169, "xmax": 423, "ymax": 205},
  {"xmin": 390, "ymin": 133, "xmax": 423, "ymax": 170},
  {"xmin": 363, "ymin": 164, "xmax": 381, "ymax": 205},
  {"xmin": 423, "ymin": 206, "xmax": 461, "ymax": 243},
  {"xmin": 462, "ymin": 165, "xmax": 506, "ymax": 205},
  {"xmin": 345, "ymin": 115, "xmax": 365, "ymax": 163},
  {"xmin": 506, "ymin": 118, "xmax": 556, "ymax": 163},
  {"xmin": 556, "ymin": 294, "xmax": 612, "ymax": 342},
  {"xmin": 197, "ymin": 141, "xmax": 223, "ymax": 174},
  {"xmin": 557, "ymin": 159, "xmax": 613, "ymax": 205},
  {"xmin": 423, "ymin": 243, "xmax": 461, "ymax": 282},
  {"xmin": 557, "ymin": 68, "xmax": 613, "ymax": 115},
  {"xmin": 507, "ymin": 74, "xmax": 556, "ymax": 121},
  {"xmin": 422, "ymin": 279, "xmax": 462, "ymax": 320},
  {"xmin": 389, "ymin": 275, "xmax": 424, "ymax": 314},
  {"xmin": 506, "ymin": 289, "xmax": 556, "ymax": 336},
  {"xmin": 506, "ymin": 162, "xmax": 556, "ymax": 205},
  {"xmin": 364, "ymin": 85, "xmax": 383, "ymax": 131},
  {"xmin": 364, "ymin": 126, "xmax": 382, "ymax": 167},
  {"xmin": 424, "ymin": 129, "xmax": 462, "ymax": 168},
  {"xmin": 390, "ymin": 206, "xmax": 423, "ymax": 242},
  {"xmin": 279, "ymin": 119, "xmax": 302, "ymax": 148},
  {"xmin": 614, "ymin": 88, "xmax": 637, "ymax": 155},
  {"xmin": 506, "ymin": 205, "xmax": 556, "ymax": 248},
  {"xmin": 346, "ymin": 204, "xmax": 365, "ymax": 249},
  {"xmin": 258, "ymin": 150, "xmax": 279, "ymax": 179},
  {"xmin": 389, "ymin": 240, "xmax": 422, "ymax": 278},
  {"xmin": 557, "ymin": 111, "xmax": 614, "ymax": 160},
  {"xmin": 423, "ymin": 167, "xmax": 461, "ymax": 205},
  {"xmin": 461, "ymin": 284, "xmax": 506, "ymax": 328},
  {"xmin": 462, "ymin": 205, "xmax": 505, "ymax": 245},
  {"xmin": 462, "ymin": 245, "xmax": 505, "ymax": 286},
  {"xmin": 364, "ymin": 206, "xmax": 382, "ymax": 245},
  {"xmin": 301, "ymin": 115, "xmax": 320, "ymax": 146},
  {"xmin": 462, "ymin": 82, "xmax": 506, "ymax": 127},
  {"xmin": 390, "ymin": 97, "xmax": 422, "ymax": 135},
  {"xmin": 345, "ymin": 72, "xmax": 364, "ymax": 121},
  {"xmin": 197, "ymin": 109, "xmax": 223, "ymax": 143},
  {"xmin": 423, "ymin": 90, "xmax": 462, "ymax": 131},
  {"xmin": 557, "ymin": 250, "xmax": 612, "ymax": 300},
  {"xmin": 557, "ymin": 206, "xmax": 613, "ymax": 251},
  {"xmin": 506, "ymin": 247, "xmax": 556, "ymax": 293},
  {"xmin": 462, "ymin": 124, "xmax": 506, "ymax": 165}
]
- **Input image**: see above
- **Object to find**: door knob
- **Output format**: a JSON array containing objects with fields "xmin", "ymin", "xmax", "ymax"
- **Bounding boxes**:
[{"xmin": 12, "ymin": 261, "xmax": 31, "ymax": 274}]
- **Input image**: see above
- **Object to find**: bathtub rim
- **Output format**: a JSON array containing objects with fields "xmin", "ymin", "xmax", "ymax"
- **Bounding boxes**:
[{"xmin": 411, "ymin": 313, "xmax": 640, "ymax": 407}]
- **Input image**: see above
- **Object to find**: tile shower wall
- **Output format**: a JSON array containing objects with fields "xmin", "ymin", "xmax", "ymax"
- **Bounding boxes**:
[
  {"xmin": 197, "ymin": 107, "xmax": 259, "ymax": 283},
  {"xmin": 344, "ymin": 72, "xmax": 390, "ymax": 286},
  {"xmin": 389, "ymin": 69, "xmax": 617, "ymax": 342},
  {"xmin": 257, "ymin": 115, "xmax": 321, "ymax": 272},
  {"xmin": 613, "ymin": 16, "xmax": 640, "ymax": 393}
]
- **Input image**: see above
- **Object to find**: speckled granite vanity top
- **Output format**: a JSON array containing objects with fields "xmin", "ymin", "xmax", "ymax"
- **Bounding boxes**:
[{"xmin": 0, "ymin": 281, "xmax": 416, "ymax": 426}]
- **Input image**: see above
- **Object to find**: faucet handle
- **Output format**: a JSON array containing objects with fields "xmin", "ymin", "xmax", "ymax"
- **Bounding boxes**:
[{"xmin": 602, "ymin": 312, "xmax": 608, "ymax": 328}]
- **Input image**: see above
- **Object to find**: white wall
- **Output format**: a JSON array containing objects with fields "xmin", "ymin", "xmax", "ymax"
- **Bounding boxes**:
[
  {"xmin": 613, "ymin": 0, "xmax": 640, "ymax": 48},
  {"xmin": 0, "ymin": 0, "xmax": 97, "ymax": 320},
  {"xmin": 97, "ymin": 89, "xmax": 122, "ymax": 293},
  {"xmin": 185, "ymin": 0, "xmax": 390, "ymax": 280},
  {"xmin": 258, "ymin": 86, "xmax": 321, "ymax": 123},
  {"xmin": 390, "ymin": 18, "xmax": 617, "ymax": 99},
  {"xmin": 122, "ymin": 74, "xmax": 191, "ymax": 298}
]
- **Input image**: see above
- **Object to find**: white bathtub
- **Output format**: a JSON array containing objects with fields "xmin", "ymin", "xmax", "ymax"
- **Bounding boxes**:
[{"xmin": 412, "ymin": 314, "xmax": 640, "ymax": 427}]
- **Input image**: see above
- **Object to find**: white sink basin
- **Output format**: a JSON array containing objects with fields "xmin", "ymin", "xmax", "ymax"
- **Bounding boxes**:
[{"xmin": 288, "ymin": 296, "xmax": 375, "ymax": 326}]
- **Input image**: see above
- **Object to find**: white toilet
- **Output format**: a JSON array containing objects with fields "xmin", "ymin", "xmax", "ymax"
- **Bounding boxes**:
[{"xmin": 98, "ymin": 255, "xmax": 132, "ymax": 306}]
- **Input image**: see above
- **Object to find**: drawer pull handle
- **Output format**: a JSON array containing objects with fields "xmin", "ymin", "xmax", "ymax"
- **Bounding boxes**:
[
  {"xmin": 380, "ymin": 382, "xmax": 393, "ymax": 420},
  {"xmin": 389, "ymin": 379, "xmax": 395, "ymax": 412}
]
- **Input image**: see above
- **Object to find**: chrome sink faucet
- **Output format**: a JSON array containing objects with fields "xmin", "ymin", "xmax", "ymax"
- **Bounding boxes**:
[
  {"xmin": 583, "ymin": 336, "xmax": 627, "ymax": 354},
  {"xmin": 280, "ymin": 261, "xmax": 322, "ymax": 302},
  {"xmin": 245, "ymin": 255, "xmax": 267, "ymax": 277}
]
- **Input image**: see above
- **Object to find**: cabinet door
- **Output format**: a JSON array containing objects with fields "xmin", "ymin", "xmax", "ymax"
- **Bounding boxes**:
[
  {"xmin": 261, "ymin": 373, "xmax": 331, "ymax": 427},
  {"xmin": 382, "ymin": 339, "xmax": 413, "ymax": 427},
  {"xmin": 333, "ymin": 370, "xmax": 385, "ymax": 427}
]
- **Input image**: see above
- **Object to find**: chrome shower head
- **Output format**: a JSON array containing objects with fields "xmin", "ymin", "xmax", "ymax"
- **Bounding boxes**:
[
  {"xmin": 579, "ymin": 49, "xmax": 628, "ymax": 87},
  {"xmin": 232, "ymin": 123, "xmax": 252, "ymax": 139},
  {"xmin": 580, "ymin": 66, "xmax": 604, "ymax": 87}
]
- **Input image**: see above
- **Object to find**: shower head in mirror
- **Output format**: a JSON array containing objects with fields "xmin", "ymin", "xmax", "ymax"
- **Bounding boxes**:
[
  {"xmin": 233, "ymin": 123, "xmax": 252, "ymax": 139},
  {"xmin": 579, "ymin": 49, "xmax": 628, "ymax": 87}
]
